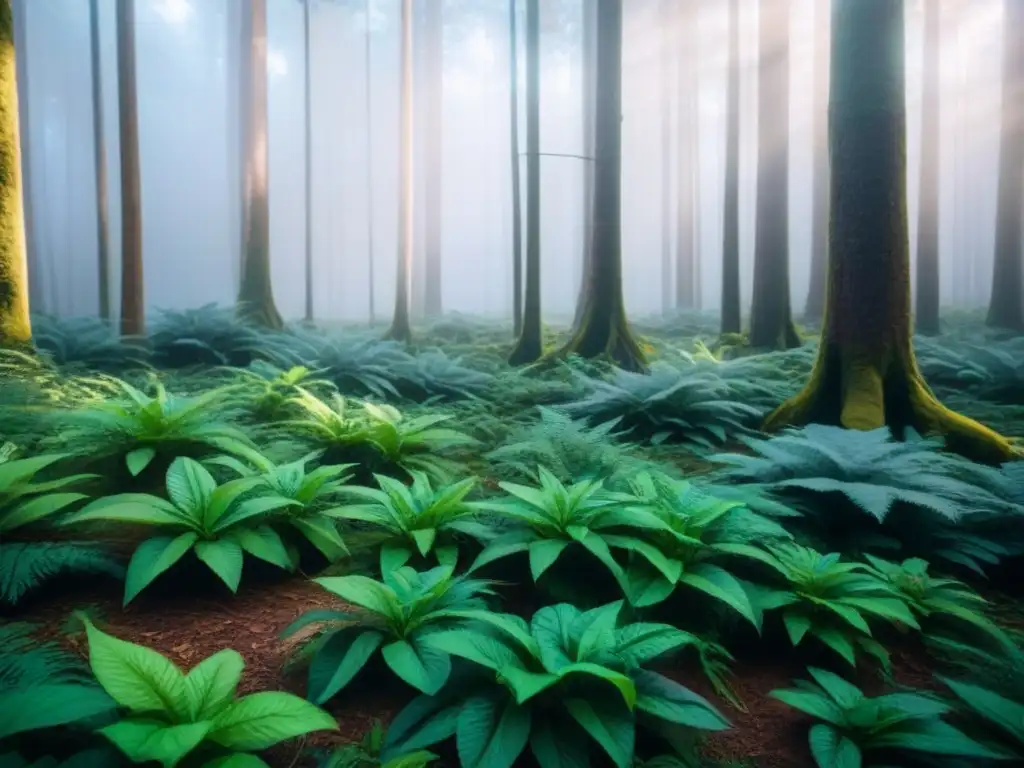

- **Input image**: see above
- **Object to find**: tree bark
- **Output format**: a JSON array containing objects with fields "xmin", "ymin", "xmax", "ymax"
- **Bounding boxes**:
[
  {"xmin": 572, "ymin": 0, "xmax": 596, "ymax": 330},
  {"xmin": 914, "ymin": 0, "xmax": 940, "ymax": 335},
  {"xmin": 385, "ymin": 0, "xmax": 413, "ymax": 342},
  {"xmin": 237, "ymin": 0, "xmax": 282, "ymax": 329},
  {"xmin": 675, "ymin": 0, "xmax": 697, "ymax": 310},
  {"xmin": 804, "ymin": 0, "xmax": 828, "ymax": 322},
  {"xmin": 748, "ymin": 0, "xmax": 799, "ymax": 350},
  {"xmin": 302, "ymin": 0, "xmax": 314, "ymax": 323},
  {"xmin": 0, "ymin": 0, "xmax": 29, "ymax": 345},
  {"xmin": 720, "ymin": 0, "xmax": 741, "ymax": 336},
  {"xmin": 10, "ymin": 0, "xmax": 36, "ymax": 317},
  {"xmin": 987, "ymin": 0, "xmax": 1023, "ymax": 331},
  {"xmin": 764, "ymin": 0, "xmax": 1013, "ymax": 465},
  {"xmin": 116, "ymin": 0, "xmax": 144, "ymax": 337},
  {"xmin": 423, "ymin": 0, "xmax": 443, "ymax": 317},
  {"xmin": 508, "ymin": 0, "xmax": 523, "ymax": 336},
  {"xmin": 508, "ymin": 0, "xmax": 542, "ymax": 364},
  {"xmin": 89, "ymin": 0, "xmax": 111, "ymax": 323},
  {"xmin": 556, "ymin": 0, "xmax": 645, "ymax": 373}
]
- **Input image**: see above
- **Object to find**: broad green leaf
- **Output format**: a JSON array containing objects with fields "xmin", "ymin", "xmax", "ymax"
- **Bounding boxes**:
[
  {"xmin": 808, "ymin": 724, "xmax": 860, "ymax": 768},
  {"xmin": 381, "ymin": 697, "xmax": 460, "ymax": 759},
  {"xmin": 411, "ymin": 528, "xmax": 437, "ymax": 557},
  {"xmin": 614, "ymin": 623, "xmax": 698, "ymax": 667},
  {"xmin": 529, "ymin": 719, "xmax": 591, "ymax": 768},
  {"xmin": 499, "ymin": 665, "xmax": 560, "ymax": 704},
  {"xmin": 0, "ymin": 492, "xmax": 88, "ymax": 532},
  {"xmin": 683, "ymin": 564, "xmax": 760, "ymax": 629},
  {"xmin": 456, "ymin": 694, "xmax": 531, "ymax": 768},
  {"xmin": 100, "ymin": 719, "xmax": 211, "ymax": 768},
  {"xmin": 207, "ymin": 691, "xmax": 337, "ymax": 750},
  {"xmin": 782, "ymin": 611, "xmax": 812, "ymax": 646},
  {"xmin": 183, "ymin": 649, "xmax": 245, "ymax": 721},
  {"xmin": 557, "ymin": 662, "xmax": 635, "ymax": 709},
  {"xmin": 202, "ymin": 755, "xmax": 271, "ymax": 768},
  {"xmin": 289, "ymin": 517, "xmax": 348, "ymax": 561},
  {"xmin": 769, "ymin": 690, "xmax": 845, "ymax": 726},
  {"xmin": 166, "ymin": 458, "xmax": 216, "ymax": 515},
  {"xmin": 195, "ymin": 539, "xmax": 244, "ymax": 592},
  {"xmin": 308, "ymin": 629, "xmax": 385, "ymax": 704},
  {"xmin": 633, "ymin": 670, "xmax": 729, "ymax": 731},
  {"xmin": 64, "ymin": 495, "xmax": 186, "ymax": 527},
  {"xmin": 124, "ymin": 533, "xmax": 199, "ymax": 605},
  {"xmin": 230, "ymin": 526, "xmax": 293, "ymax": 570},
  {"xmin": 565, "ymin": 698, "xmax": 634, "ymax": 768},
  {"xmin": 126, "ymin": 448, "xmax": 157, "ymax": 477},
  {"xmin": 382, "ymin": 638, "xmax": 452, "ymax": 695},
  {"xmin": 0, "ymin": 684, "xmax": 116, "ymax": 741},
  {"xmin": 529, "ymin": 539, "xmax": 569, "ymax": 581},
  {"xmin": 469, "ymin": 536, "xmax": 532, "ymax": 573},
  {"xmin": 314, "ymin": 574, "xmax": 399, "ymax": 618}
]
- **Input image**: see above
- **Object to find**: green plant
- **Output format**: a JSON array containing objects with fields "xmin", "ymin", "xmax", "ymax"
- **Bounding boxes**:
[
  {"xmin": 331, "ymin": 472, "xmax": 489, "ymax": 573},
  {"xmin": 748, "ymin": 543, "xmax": 918, "ymax": 668},
  {"xmin": 80, "ymin": 616, "xmax": 336, "ymax": 767},
  {"xmin": 282, "ymin": 565, "xmax": 495, "ymax": 703},
  {"xmin": 62, "ymin": 457, "xmax": 300, "ymax": 604},
  {"xmin": 227, "ymin": 362, "xmax": 335, "ymax": 422},
  {"xmin": 382, "ymin": 600, "xmax": 729, "ymax": 768},
  {"xmin": 770, "ymin": 667, "xmax": 997, "ymax": 767},
  {"xmin": 310, "ymin": 720, "xmax": 437, "ymax": 768},
  {"xmin": 0, "ymin": 453, "xmax": 122, "ymax": 606},
  {"xmin": 938, "ymin": 674, "xmax": 1024, "ymax": 760},
  {"xmin": 147, "ymin": 303, "xmax": 270, "ymax": 368}
]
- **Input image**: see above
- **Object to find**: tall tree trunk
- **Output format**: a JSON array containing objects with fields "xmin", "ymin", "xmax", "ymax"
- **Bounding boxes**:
[
  {"xmin": 765, "ymin": 0, "xmax": 1012, "ymax": 465},
  {"xmin": 572, "ymin": 0, "xmax": 596, "ymax": 330},
  {"xmin": 914, "ymin": 0, "xmax": 940, "ymax": 335},
  {"xmin": 423, "ymin": 0, "xmax": 442, "ymax": 317},
  {"xmin": 302, "ymin": 0, "xmax": 313, "ymax": 323},
  {"xmin": 720, "ymin": 0, "xmax": 741, "ymax": 336},
  {"xmin": 0, "ymin": 0, "xmax": 29, "ymax": 345},
  {"xmin": 10, "ymin": 0, "xmax": 36, "ymax": 317},
  {"xmin": 364, "ymin": 0, "xmax": 375, "ymax": 324},
  {"xmin": 508, "ymin": 0, "xmax": 523, "ymax": 336},
  {"xmin": 116, "ymin": 0, "xmax": 143, "ymax": 337},
  {"xmin": 385, "ymin": 0, "xmax": 413, "ymax": 342},
  {"xmin": 987, "ymin": 0, "xmax": 1023, "ymax": 330},
  {"xmin": 557, "ymin": 0, "xmax": 645, "ymax": 372},
  {"xmin": 659, "ymin": 0, "xmax": 673, "ymax": 314},
  {"xmin": 89, "ymin": 0, "xmax": 110, "ymax": 322},
  {"xmin": 508, "ymin": 0, "xmax": 542, "ymax": 364},
  {"xmin": 675, "ymin": 0, "xmax": 697, "ymax": 310},
  {"xmin": 749, "ymin": 0, "xmax": 799, "ymax": 349},
  {"xmin": 804, "ymin": 0, "xmax": 828, "ymax": 322},
  {"xmin": 225, "ymin": 0, "xmax": 241, "ymax": 291},
  {"xmin": 237, "ymin": 0, "xmax": 282, "ymax": 329}
]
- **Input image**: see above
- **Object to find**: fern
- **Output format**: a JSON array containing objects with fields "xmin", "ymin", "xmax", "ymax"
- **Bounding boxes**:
[
  {"xmin": 147, "ymin": 303, "xmax": 271, "ymax": 368},
  {"xmin": 0, "ymin": 543, "xmax": 123, "ymax": 607}
]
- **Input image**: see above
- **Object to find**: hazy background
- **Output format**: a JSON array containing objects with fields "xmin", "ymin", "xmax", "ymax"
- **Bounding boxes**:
[{"xmin": 18, "ymin": 0, "xmax": 1007, "ymax": 322}]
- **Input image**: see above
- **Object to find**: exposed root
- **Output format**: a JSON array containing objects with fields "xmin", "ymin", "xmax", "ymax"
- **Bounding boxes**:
[
  {"xmin": 555, "ymin": 305, "xmax": 647, "ymax": 373},
  {"xmin": 236, "ymin": 300, "xmax": 283, "ymax": 331}
]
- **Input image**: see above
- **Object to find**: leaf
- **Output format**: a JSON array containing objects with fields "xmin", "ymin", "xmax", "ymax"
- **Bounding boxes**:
[
  {"xmin": 308, "ymin": 629, "xmax": 385, "ymax": 704},
  {"xmin": 126, "ymin": 447, "xmax": 157, "ymax": 477},
  {"xmin": 565, "ymin": 698, "xmax": 634, "ymax": 768},
  {"xmin": 166, "ymin": 458, "xmax": 217, "ymax": 514},
  {"xmin": 0, "ymin": 684, "xmax": 116, "ymax": 741},
  {"xmin": 382, "ymin": 638, "xmax": 452, "ymax": 695},
  {"xmin": 83, "ymin": 617, "xmax": 187, "ymax": 716},
  {"xmin": 183, "ymin": 649, "xmax": 246, "ymax": 721},
  {"xmin": 528, "ymin": 539, "xmax": 569, "ymax": 581},
  {"xmin": 633, "ymin": 670, "xmax": 730, "ymax": 731},
  {"xmin": 808, "ymin": 724, "xmax": 861, "ymax": 768},
  {"xmin": 456, "ymin": 694, "xmax": 531, "ymax": 768},
  {"xmin": 207, "ymin": 691, "xmax": 338, "ymax": 750},
  {"xmin": 230, "ymin": 526, "xmax": 293, "ymax": 570},
  {"xmin": 202, "ymin": 755, "xmax": 271, "ymax": 768},
  {"xmin": 529, "ymin": 718, "xmax": 592, "ymax": 768},
  {"xmin": 769, "ymin": 689, "xmax": 844, "ymax": 726},
  {"xmin": 100, "ymin": 719, "xmax": 211, "ymax": 768},
  {"xmin": 194, "ymin": 539, "xmax": 244, "ymax": 592},
  {"xmin": 314, "ymin": 575, "xmax": 399, "ymax": 618},
  {"xmin": 124, "ymin": 533, "xmax": 199, "ymax": 605}
]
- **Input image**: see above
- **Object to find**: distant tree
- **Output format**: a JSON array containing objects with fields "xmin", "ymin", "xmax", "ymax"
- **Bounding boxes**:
[
  {"xmin": 803, "ymin": 0, "xmax": 828, "ymax": 322},
  {"xmin": 117, "ymin": 0, "xmax": 144, "ymax": 337},
  {"xmin": 987, "ymin": 0, "xmax": 1023, "ymax": 331},
  {"xmin": 303, "ymin": 0, "xmax": 314, "ymax": 323},
  {"xmin": 658, "ymin": 0, "xmax": 672, "ymax": 314},
  {"xmin": 508, "ymin": 0, "xmax": 523, "ymax": 336},
  {"xmin": 557, "ymin": 0, "xmax": 645, "ymax": 372},
  {"xmin": 765, "ymin": 0, "xmax": 1014, "ymax": 465},
  {"xmin": 89, "ymin": 0, "xmax": 111, "ymax": 323},
  {"xmin": 719, "ymin": 0, "xmax": 741, "ymax": 336},
  {"xmin": 236, "ymin": 0, "xmax": 282, "ymax": 329},
  {"xmin": 571, "ymin": 0, "xmax": 596, "ymax": 330},
  {"xmin": 0, "ymin": 0, "xmax": 29, "ymax": 345},
  {"xmin": 364, "ymin": 0, "xmax": 376, "ymax": 324},
  {"xmin": 914, "ymin": 0, "xmax": 940, "ymax": 335},
  {"xmin": 748, "ymin": 0, "xmax": 799, "ymax": 349},
  {"xmin": 675, "ymin": 0, "xmax": 698, "ymax": 310},
  {"xmin": 385, "ymin": 0, "xmax": 414, "ymax": 342},
  {"xmin": 423, "ymin": 0, "xmax": 443, "ymax": 317},
  {"xmin": 508, "ymin": 0, "xmax": 542, "ymax": 364}
]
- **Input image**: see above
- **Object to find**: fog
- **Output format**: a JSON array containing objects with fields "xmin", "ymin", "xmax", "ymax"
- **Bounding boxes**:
[{"xmin": 17, "ymin": 0, "xmax": 1007, "ymax": 322}]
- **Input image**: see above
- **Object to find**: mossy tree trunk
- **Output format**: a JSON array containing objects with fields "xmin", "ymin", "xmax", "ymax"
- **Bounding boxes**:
[
  {"xmin": 508, "ymin": 0, "xmax": 523, "ymax": 336},
  {"xmin": 423, "ymin": 0, "xmax": 443, "ymax": 318},
  {"xmin": 748, "ymin": 0, "xmax": 799, "ymax": 350},
  {"xmin": 117, "ymin": 0, "xmax": 144, "ymax": 337},
  {"xmin": 89, "ymin": 0, "xmax": 111, "ymax": 323},
  {"xmin": 764, "ymin": 0, "xmax": 1013, "ymax": 465},
  {"xmin": 987, "ymin": 0, "xmax": 1023, "ymax": 331},
  {"xmin": 11, "ymin": 0, "xmax": 38, "ymax": 316},
  {"xmin": 719, "ymin": 0, "xmax": 741, "ymax": 336},
  {"xmin": 237, "ymin": 0, "xmax": 283, "ymax": 330},
  {"xmin": 675, "ymin": 0, "xmax": 697, "ymax": 311},
  {"xmin": 556, "ymin": 0, "xmax": 645, "ymax": 373},
  {"xmin": 804, "ymin": 0, "xmax": 828, "ymax": 323},
  {"xmin": 572, "ymin": 0, "xmax": 596, "ymax": 331},
  {"xmin": 508, "ymin": 0, "xmax": 542, "ymax": 364},
  {"xmin": 385, "ymin": 0, "xmax": 414, "ymax": 342},
  {"xmin": 0, "ymin": 0, "xmax": 28, "ymax": 346},
  {"xmin": 914, "ymin": 0, "xmax": 940, "ymax": 335}
]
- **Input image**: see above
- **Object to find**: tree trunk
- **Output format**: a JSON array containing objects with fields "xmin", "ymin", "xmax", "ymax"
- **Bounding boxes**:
[
  {"xmin": 225, "ymin": 0, "xmax": 241, "ymax": 291},
  {"xmin": 423, "ymin": 0, "xmax": 442, "ymax": 317},
  {"xmin": 116, "ymin": 0, "xmax": 144, "ymax": 337},
  {"xmin": 385, "ymin": 0, "xmax": 413, "ymax": 342},
  {"xmin": 765, "ymin": 0, "xmax": 1013, "ymax": 465},
  {"xmin": 236, "ymin": 0, "xmax": 282, "ymax": 329},
  {"xmin": 557, "ymin": 0, "xmax": 645, "ymax": 373},
  {"xmin": 914, "ymin": 0, "xmax": 940, "ymax": 335},
  {"xmin": 11, "ymin": 0, "xmax": 36, "ymax": 317},
  {"xmin": 572, "ymin": 0, "xmax": 596, "ymax": 330},
  {"xmin": 804, "ymin": 0, "xmax": 828, "ymax": 322},
  {"xmin": 0, "ymin": 0, "xmax": 29, "ymax": 345},
  {"xmin": 987, "ymin": 0, "xmax": 1023, "ymax": 331},
  {"xmin": 748, "ymin": 0, "xmax": 799, "ymax": 350},
  {"xmin": 364, "ymin": 0, "xmax": 375, "ymax": 324},
  {"xmin": 89, "ymin": 0, "xmax": 110, "ymax": 323},
  {"xmin": 302, "ymin": 0, "xmax": 314, "ymax": 323},
  {"xmin": 659, "ymin": 0, "xmax": 672, "ymax": 314},
  {"xmin": 508, "ymin": 0, "xmax": 523, "ymax": 336},
  {"xmin": 720, "ymin": 0, "xmax": 741, "ymax": 336},
  {"xmin": 675, "ymin": 0, "xmax": 697, "ymax": 310},
  {"xmin": 508, "ymin": 0, "xmax": 542, "ymax": 364}
]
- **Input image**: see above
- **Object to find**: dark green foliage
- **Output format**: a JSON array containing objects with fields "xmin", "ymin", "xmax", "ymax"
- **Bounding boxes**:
[
  {"xmin": 148, "ymin": 304, "xmax": 271, "ymax": 368},
  {"xmin": 30, "ymin": 315, "xmax": 147, "ymax": 372}
]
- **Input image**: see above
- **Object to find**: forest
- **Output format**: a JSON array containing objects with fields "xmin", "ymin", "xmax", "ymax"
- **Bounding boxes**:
[{"xmin": 1, "ymin": 0, "xmax": 1023, "ymax": 767}]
